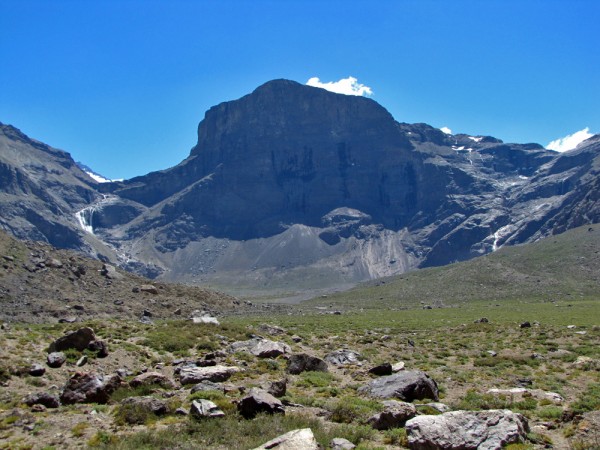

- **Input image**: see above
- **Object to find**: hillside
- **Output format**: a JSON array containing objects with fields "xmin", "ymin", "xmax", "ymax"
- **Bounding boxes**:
[
  {"xmin": 0, "ymin": 230, "xmax": 240, "ymax": 323},
  {"xmin": 305, "ymin": 224, "xmax": 600, "ymax": 309}
]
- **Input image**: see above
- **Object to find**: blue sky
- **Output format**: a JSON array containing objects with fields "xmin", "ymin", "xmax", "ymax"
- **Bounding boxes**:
[{"xmin": 1, "ymin": 0, "xmax": 598, "ymax": 179}]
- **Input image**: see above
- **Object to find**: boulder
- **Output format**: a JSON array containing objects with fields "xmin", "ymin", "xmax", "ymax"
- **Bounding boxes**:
[
  {"xmin": 119, "ymin": 396, "xmax": 168, "ymax": 424},
  {"xmin": 325, "ymin": 349, "xmax": 362, "ymax": 366},
  {"xmin": 179, "ymin": 365, "xmax": 240, "ymax": 385},
  {"xmin": 238, "ymin": 388, "xmax": 284, "ymax": 419},
  {"xmin": 286, "ymin": 353, "xmax": 328, "ymax": 374},
  {"xmin": 406, "ymin": 410, "xmax": 529, "ymax": 450},
  {"xmin": 130, "ymin": 371, "xmax": 177, "ymax": 390},
  {"xmin": 358, "ymin": 370, "xmax": 439, "ymax": 401},
  {"xmin": 48, "ymin": 327, "xmax": 96, "ymax": 352},
  {"xmin": 230, "ymin": 338, "xmax": 291, "ymax": 358},
  {"xmin": 368, "ymin": 400, "xmax": 417, "ymax": 430},
  {"xmin": 250, "ymin": 339, "xmax": 291, "ymax": 358},
  {"xmin": 190, "ymin": 399, "xmax": 225, "ymax": 419},
  {"xmin": 369, "ymin": 362, "xmax": 393, "ymax": 376},
  {"xmin": 46, "ymin": 352, "xmax": 66, "ymax": 368},
  {"xmin": 252, "ymin": 428, "xmax": 318, "ymax": 450},
  {"xmin": 330, "ymin": 437, "xmax": 356, "ymax": 450},
  {"xmin": 100, "ymin": 263, "xmax": 123, "ymax": 280},
  {"xmin": 23, "ymin": 392, "xmax": 60, "ymax": 408},
  {"xmin": 28, "ymin": 363, "xmax": 46, "ymax": 377},
  {"xmin": 60, "ymin": 372, "xmax": 121, "ymax": 404},
  {"xmin": 140, "ymin": 284, "xmax": 159, "ymax": 294}
]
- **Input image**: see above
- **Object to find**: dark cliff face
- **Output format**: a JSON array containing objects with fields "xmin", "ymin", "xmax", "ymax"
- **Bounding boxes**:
[{"xmin": 112, "ymin": 80, "xmax": 441, "ymax": 240}]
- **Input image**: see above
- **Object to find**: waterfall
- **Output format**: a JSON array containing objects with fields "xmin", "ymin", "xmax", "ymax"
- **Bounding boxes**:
[{"xmin": 74, "ymin": 194, "xmax": 116, "ymax": 235}]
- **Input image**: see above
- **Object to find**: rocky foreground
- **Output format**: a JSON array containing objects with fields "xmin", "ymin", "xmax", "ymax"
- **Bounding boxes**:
[{"xmin": 1, "ymin": 314, "xmax": 598, "ymax": 449}]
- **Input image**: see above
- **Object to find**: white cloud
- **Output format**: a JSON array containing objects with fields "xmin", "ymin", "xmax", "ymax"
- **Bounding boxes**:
[
  {"xmin": 547, "ymin": 127, "xmax": 594, "ymax": 152},
  {"xmin": 306, "ymin": 76, "xmax": 373, "ymax": 96},
  {"xmin": 440, "ymin": 126, "xmax": 452, "ymax": 135}
]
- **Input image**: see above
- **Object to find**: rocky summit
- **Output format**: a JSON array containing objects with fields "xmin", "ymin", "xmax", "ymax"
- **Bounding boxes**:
[{"xmin": 1, "ymin": 80, "xmax": 599, "ymax": 295}]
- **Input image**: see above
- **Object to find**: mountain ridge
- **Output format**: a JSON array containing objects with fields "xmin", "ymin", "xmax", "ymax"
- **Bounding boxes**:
[{"xmin": 1, "ymin": 80, "xmax": 599, "ymax": 295}]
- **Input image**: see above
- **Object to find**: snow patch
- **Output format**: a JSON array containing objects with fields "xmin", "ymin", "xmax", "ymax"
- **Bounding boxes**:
[
  {"xmin": 468, "ymin": 136, "xmax": 483, "ymax": 143},
  {"xmin": 440, "ymin": 126, "xmax": 452, "ymax": 135}
]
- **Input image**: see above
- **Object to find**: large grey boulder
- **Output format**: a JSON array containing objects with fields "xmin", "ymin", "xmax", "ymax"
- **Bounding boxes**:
[
  {"xmin": 287, "ymin": 353, "xmax": 328, "ymax": 374},
  {"xmin": 229, "ymin": 338, "xmax": 291, "ymax": 358},
  {"xmin": 405, "ymin": 410, "xmax": 529, "ymax": 450},
  {"xmin": 359, "ymin": 370, "xmax": 439, "ymax": 401},
  {"xmin": 179, "ymin": 365, "xmax": 240, "ymax": 385},
  {"xmin": 324, "ymin": 349, "xmax": 362, "ymax": 366},
  {"xmin": 238, "ymin": 388, "xmax": 284, "ymax": 419},
  {"xmin": 252, "ymin": 428, "xmax": 318, "ymax": 450},
  {"xmin": 368, "ymin": 400, "xmax": 417, "ymax": 430},
  {"xmin": 330, "ymin": 437, "xmax": 356, "ymax": 450},
  {"xmin": 190, "ymin": 399, "xmax": 225, "ymax": 419},
  {"xmin": 60, "ymin": 372, "xmax": 121, "ymax": 404}
]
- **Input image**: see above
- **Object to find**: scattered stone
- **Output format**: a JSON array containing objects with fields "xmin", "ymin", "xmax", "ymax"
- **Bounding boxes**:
[
  {"xmin": 175, "ymin": 407, "xmax": 188, "ymax": 416},
  {"xmin": 572, "ymin": 356, "xmax": 598, "ymax": 370},
  {"xmin": 45, "ymin": 258, "xmax": 63, "ymax": 268},
  {"xmin": 23, "ymin": 392, "xmax": 60, "ymax": 408},
  {"xmin": 60, "ymin": 372, "xmax": 121, "ymax": 404},
  {"xmin": 113, "ymin": 299, "xmax": 124, "ymax": 305},
  {"xmin": 48, "ymin": 327, "xmax": 96, "ymax": 352},
  {"xmin": 100, "ymin": 263, "xmax": 123, "ymax": 280},
  {"xmin": 369, "ymin": 362, "xmax": 393, "ymax": 376},
  {"xmin": 47, "ymin": 352, "xmax": 66, "ymax": 368},
  {"xmin": 475, "ymin": 317, "xmax": 489, "ymax": 323},
  {"xmin": 31, "ymin": 404, "xmax": 46, "ymax": 412},
  {"xmin": 76, "ymin": 356, "xmax": 88, "ymax": 367},
  {"xmin": 190, "ymin": 399, "xmax": 225, "ymax": 419},
  {"xmin": 392, "ymin": 361, "xmax": 406, "ymax": 372},
  {"xmin": 130, "ymin": 372, "xmax": 177, "ymax": 390},
  {"xmin": 29, "ymin": 363, "xmax": 46, "ymax": 377},
  {"xmin": 252, "ymin": 428, "xmax": 317, "ymax": 450},
  {"xmin": 179, "ymin": 365, "xmax": 240, "ymax": 385},
  {"xmin": 519, "ymin": 322, "xmax": 531, "ymax": 328},
  {"xmin": 291, "ymin": 335, "xmax": 302, "ymax": 343},
  {"xmin": 330, "ymin": 437, "xmax": 356, "ymax": 450},
  {"xmin": 140, "ymin": 284, "xmax": 159, "ymax": 294},
  {"xmin": 324, "ymin": 349, "xmax": 362, "ymax": 366},
  {"xmin": 359, "ymin": 370, "xmax": 439, "ymax": 402},
  {"xmin": 173, "ymin": 308, "xmax": 182, "ymax": 315},
  {"xmin": 368, "ymin": 400, "xmax": 417, "ymax": 430},
  {"xmin": 406, "ymin": 409, "xmax": 529, "ymax": 450},
  {"xmin": 287, "ymin": 353, "xmax": 328, "ymax": 374},
  {"xmin": 266, "ymin": 379, "xmax": 287, "ymax": 398},
  {"xmin": 119, "ymin": 396, "xmax": 168, "ymax": 424},
  {"xmin": 567, "ymin": 325, "xmax": 577, "ymax": 329},
  {"xmin": 238, "ymin": 388, "xmax": 284, "ymax": 419},
  {"xmin": 132, "ymin": 287, "xmax": 140, "ymax": 293},
  {"xmin": 487, "ymin": 350, "xmax": 497, "ymax": 357},
  {"xmin": 139, "ymin": 315, "xmax": 153, "ymax": 324}
]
